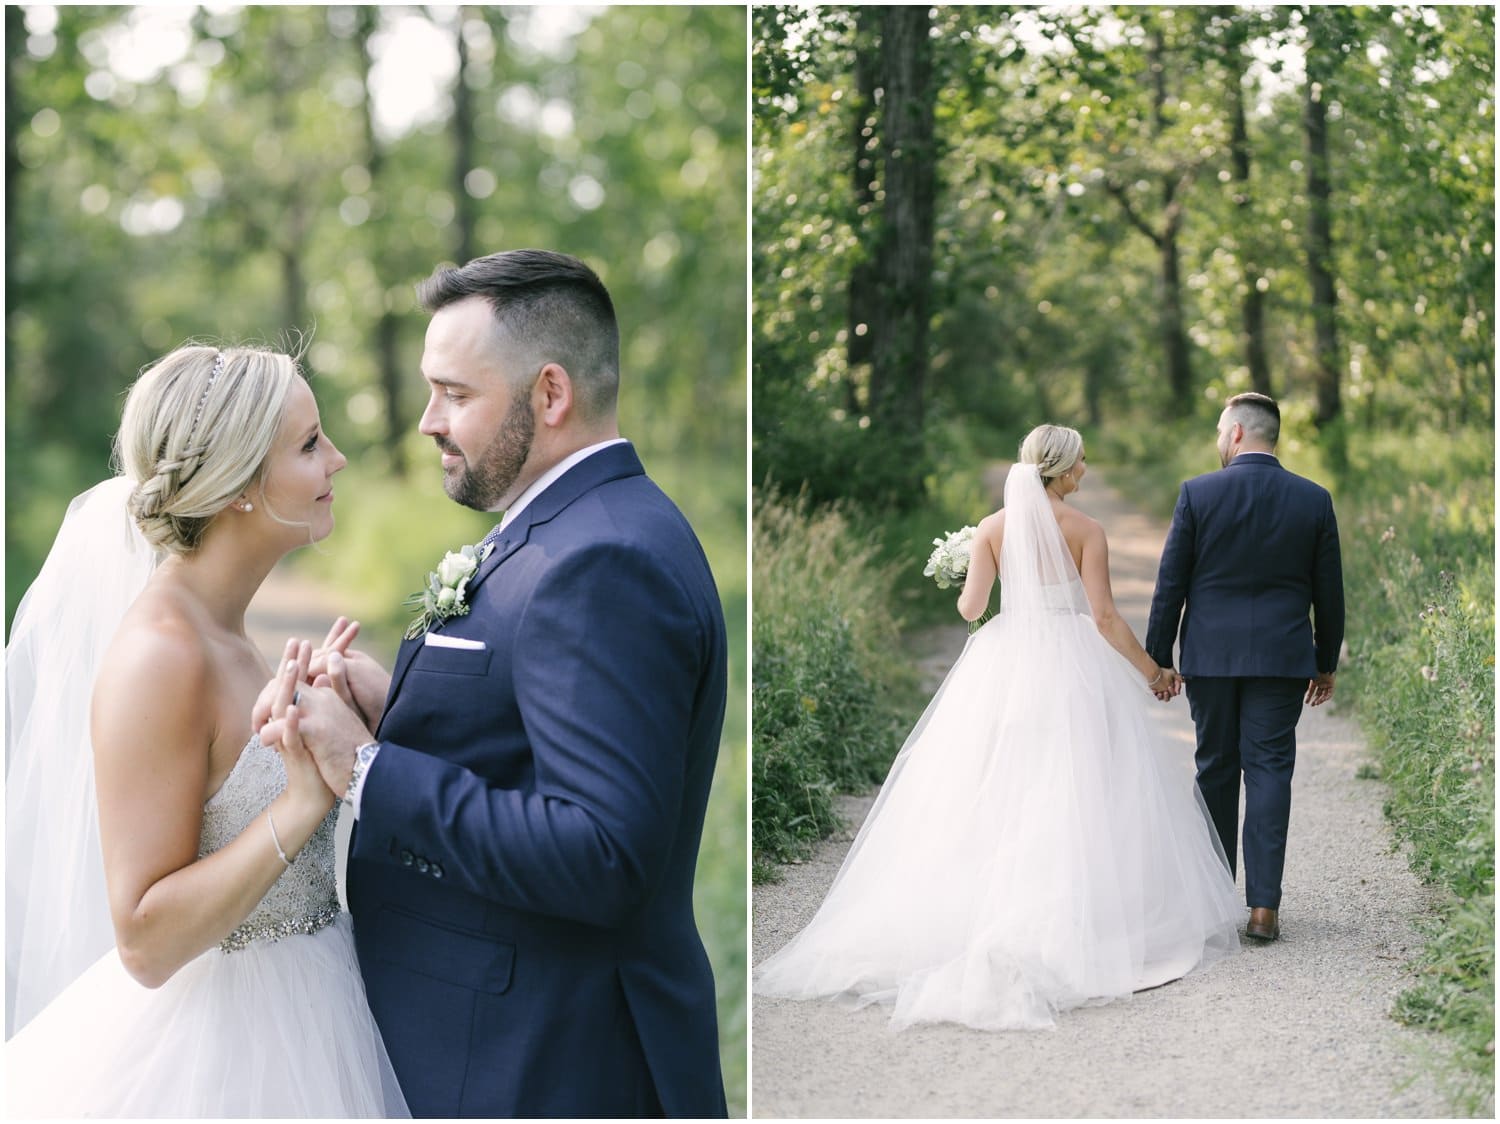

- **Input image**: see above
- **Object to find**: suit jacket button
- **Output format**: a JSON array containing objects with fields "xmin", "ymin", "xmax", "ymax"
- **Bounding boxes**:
[
  {"xmin": 400, "ymin": 850, "xmax": 414, "ymax": 867},
  {"xmin": 431, "ymin": 863, "xmax": 445, "ymax": 879},
  {"xmin": 416, "ymin": 857, "xmax": 430, "ymax": 874}
]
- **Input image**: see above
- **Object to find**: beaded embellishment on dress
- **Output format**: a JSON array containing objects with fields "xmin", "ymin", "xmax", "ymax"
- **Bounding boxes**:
[{"xmin": 199, "ymin": 737, "xmax": 340, "ymax": 952}]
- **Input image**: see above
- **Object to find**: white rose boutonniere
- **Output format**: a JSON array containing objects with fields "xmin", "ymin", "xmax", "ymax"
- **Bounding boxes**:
[{"xmin": 404, "ymin": 541, "xmax": 493, "ymax": 639}]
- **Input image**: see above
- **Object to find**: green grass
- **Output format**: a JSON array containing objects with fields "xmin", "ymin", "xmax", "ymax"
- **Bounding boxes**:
[
  {"xmin": 751, "ymin": 489, "xmax": 919, "ymax": 881},
  {"xmin": 1339, "ymin": 465, "xmax": 1494, "ymax": 1116}
]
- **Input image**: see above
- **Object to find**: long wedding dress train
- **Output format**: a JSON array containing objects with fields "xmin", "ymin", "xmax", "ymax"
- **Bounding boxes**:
[{"xmin": 753, "ymin": 464, "xmax": 1241, "ymax": 1031}]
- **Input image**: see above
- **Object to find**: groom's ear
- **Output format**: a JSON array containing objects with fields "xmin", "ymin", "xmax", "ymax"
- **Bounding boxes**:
[{"xmin": 535, "ymin": 362, "xmax": 573, "ymax": 428}]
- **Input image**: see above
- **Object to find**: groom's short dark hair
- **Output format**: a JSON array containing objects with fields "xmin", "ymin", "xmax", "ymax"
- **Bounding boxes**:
[
  {"xmin": 417, "ymin": 249, "xmax": 620, "ymax": 420},
  {"xmin": 1226, "ymin": 391, "xmax": 1279, "ymax": 445}
]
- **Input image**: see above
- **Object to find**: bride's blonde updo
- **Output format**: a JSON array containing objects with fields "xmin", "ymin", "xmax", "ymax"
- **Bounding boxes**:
[
  {"xmin": 1018, "ymin": 424, "xmax": 1084, "ymax": 483},
  {"xmin": 117, "ymin": 344, "xmax": 300, "ymax": 555}
]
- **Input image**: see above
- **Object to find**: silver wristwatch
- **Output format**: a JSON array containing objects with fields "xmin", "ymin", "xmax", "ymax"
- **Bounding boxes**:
[{"xmin": 343, "ymin": 741, "xmax": 381, "ymax": 806}]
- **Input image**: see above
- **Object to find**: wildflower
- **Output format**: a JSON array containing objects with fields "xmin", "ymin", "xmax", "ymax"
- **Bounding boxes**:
[{"xmin": 1420, "ymin": 665, "xmax": 1439, "ymax": 682}]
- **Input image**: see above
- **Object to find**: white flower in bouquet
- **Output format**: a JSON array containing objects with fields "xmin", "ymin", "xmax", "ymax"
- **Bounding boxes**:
[{"xmin": 923, "ymin": 525, "xmax": 978, "ymax": 589}]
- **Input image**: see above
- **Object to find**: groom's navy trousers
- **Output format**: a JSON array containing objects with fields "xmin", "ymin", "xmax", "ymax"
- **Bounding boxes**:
[
  {"xmin": 1146, "ymin": 452, "xmax": 1343, "ymax": 909},
  {"xmin": 346, "ymin": 444, "xmax": 728, "ymax": 1118}
]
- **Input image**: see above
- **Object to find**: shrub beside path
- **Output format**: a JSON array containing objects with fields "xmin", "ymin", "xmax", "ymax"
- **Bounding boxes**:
[{"xmin": 751, "ymin": 463, "xmax": 1457, "ymax": 1118}]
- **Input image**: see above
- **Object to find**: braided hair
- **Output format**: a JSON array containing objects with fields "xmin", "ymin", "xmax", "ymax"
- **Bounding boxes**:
[
  {"xmin": 1018, "ymin": 424, "xmax": 1084, "ymax": 483},
  {"xmin": 117, "ymin": 345, "xmax": 299, "ymax": 555}
]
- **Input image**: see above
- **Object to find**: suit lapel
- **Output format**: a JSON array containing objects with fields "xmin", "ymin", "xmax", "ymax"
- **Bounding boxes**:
[
  {"xmin": 382, "ymin": 511, "xmax": 533, "ymax": 711},
  {"xmin": 381, "ymin": 443, "xmax": 646, "ymax": 717}
]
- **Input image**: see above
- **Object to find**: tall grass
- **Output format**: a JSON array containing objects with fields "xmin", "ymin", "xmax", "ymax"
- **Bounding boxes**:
[
  {"xmin": 752, "ymin": 489, "xmax": 918, "ymax": 880},
  {"xmin": 1338, "ymin": 440, "xmax": 1494, "ymax": 1116}
]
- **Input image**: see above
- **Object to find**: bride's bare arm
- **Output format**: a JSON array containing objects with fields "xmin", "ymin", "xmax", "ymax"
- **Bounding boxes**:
[
  {"xmin": 92, "ymin": 632, "xmax": 333, "ymax": 989},
  {"xmin": 1077, "ymin": 520, "xmax": 1164, "ymax": 685},
  {"xmin": 957, "ymin": 512, "xmax": 1003, "ymax": 621}
]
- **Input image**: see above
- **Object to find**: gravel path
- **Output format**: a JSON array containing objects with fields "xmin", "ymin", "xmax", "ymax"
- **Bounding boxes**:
[{"xmin": 751, "ymin": 464, "xmax": 1457, "ymax": 1118}]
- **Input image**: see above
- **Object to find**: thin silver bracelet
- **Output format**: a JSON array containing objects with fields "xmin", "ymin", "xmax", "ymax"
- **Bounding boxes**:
[
  {"xmin": 267, "ymin": 810, "xmax": 292, "ymax": 867},
  {"xmin": 1148, "ymin": 667, "xmax": 1167, "ymax": 687}
]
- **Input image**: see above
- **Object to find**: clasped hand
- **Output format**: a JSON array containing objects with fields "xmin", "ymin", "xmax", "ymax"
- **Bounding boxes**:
[
  {"xmin": 1151, "ymin": 667, "xmax": 1183, "ymax": 702},
  {"xmin": 253, "ymin": 618, "xmax": 389, "ymax": 800}
]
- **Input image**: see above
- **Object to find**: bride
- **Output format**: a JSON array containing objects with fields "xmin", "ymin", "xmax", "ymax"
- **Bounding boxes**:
[
  {"xmin": 6, "ymin": 344, "xmax": 407, "ymax": 1115},
  {"xmin": 754, "ymin": 424, "xmax": 1241, "ymax": 1031}
]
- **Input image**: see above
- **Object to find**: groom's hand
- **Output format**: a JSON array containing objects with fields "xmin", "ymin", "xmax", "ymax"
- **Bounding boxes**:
[
  {"xmin": 1306, "ymin": 671, "xmax": 1336, "ymax": 707},
  {"xmin": 1152, "ymin": 668, "xmax": 1183, "ymax": 701},
  {"xmin": 316, "ymin": 649, "xmax": 391, "ymax": 732},
  {"xmin": 261, "ymin": 683, "xmax": 372, "ymax": 799}
]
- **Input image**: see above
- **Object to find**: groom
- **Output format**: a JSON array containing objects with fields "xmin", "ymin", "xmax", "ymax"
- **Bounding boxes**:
[
  {"xmin": 1145, "ymin": 392, "xmax": 1343, "ymax": 942},
  {"xmin": 267, "ymin": 250, "xmax": 728, "ymax": 1116}
]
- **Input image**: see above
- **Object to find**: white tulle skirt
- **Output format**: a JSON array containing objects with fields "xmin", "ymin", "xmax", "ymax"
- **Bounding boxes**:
[
  {"xmin": 6, "ymin": 913, "xmax": 407, "ymax": 1117},
  {"xmin": 754, "ymin": 609, "xmax": 1243, "ymax": 1031}
]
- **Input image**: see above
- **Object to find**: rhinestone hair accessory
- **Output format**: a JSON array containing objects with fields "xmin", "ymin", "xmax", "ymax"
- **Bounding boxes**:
[{"xmin": 187, "ymin": 351, "xmax": 226, "ymax": 441}]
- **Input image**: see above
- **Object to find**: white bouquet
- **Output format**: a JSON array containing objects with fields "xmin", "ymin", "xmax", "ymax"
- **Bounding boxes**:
[
  {"xmin": 923, "ymin": 525, "xmax": 977, "ymax": 589},
  {"xmin": 924, "ymin": 524, "xmax": 994, "ymax": 633}
]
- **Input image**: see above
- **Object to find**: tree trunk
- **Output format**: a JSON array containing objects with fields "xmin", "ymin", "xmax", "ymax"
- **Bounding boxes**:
[
  {"xmin": 867, "ymin": 4, "xmax": 935, "ymax": 500},
  {"xmin": 4, "ymin": 6, "xmax": 24, "ymax": 335},
  {"xmin": 376, "ymin": 309, "xmax": 404, "ymax": 471},
  {"xmin": 845, "ymin": 6, "xmax": 880, "ymax": 398},
  {"xmin": 268, "ymin": 32, "xmax": 312, "ymax": 378},
  {"xmin": 1225, "ymin": 37, "xmax": 1271, "ymax": 395},
  {"xmin": 357, "ymin": 6, "xmax": 406, "ymax": 473},
  {"xmin": 1160, "ymin": 191, "xmax": 1193, "ymax": 412},
  {"xmin": 279, "ymin": 238, "xmax": 311, "ymax": 380},
  {"xmin": 452, "ymin": 8, "xmax": 477, "ymax": 265},
  {"xmin": 1303, "ymin": 39, "xmax": 1341, "ymax": 427},
  {"xmin": 1103, "ymin": 18, "xmax": 1194, "ymax": 416}
]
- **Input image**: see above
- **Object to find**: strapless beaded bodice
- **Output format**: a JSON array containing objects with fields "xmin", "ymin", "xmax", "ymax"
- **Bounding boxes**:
[{"xmin": 199, "ymin": 737, "xmax": 340, "ymax": 952}]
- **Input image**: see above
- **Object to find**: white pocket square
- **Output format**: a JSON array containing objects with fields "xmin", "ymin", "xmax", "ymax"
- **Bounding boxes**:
[{"xmin": 423, "ymin": 633, "xmax": 486, "ymax": 650}]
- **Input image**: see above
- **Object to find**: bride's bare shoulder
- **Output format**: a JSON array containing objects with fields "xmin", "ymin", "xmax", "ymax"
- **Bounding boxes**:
[
  {"xmin": 1057, "ymin": 504, "xmax": 1103, "ymax": 534},
  {"xmin": 94, "ymin": 586, "xmax": 212, "ymax": 715}
]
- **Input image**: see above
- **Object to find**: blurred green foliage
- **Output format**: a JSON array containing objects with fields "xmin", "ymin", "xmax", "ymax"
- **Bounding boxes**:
[
  {"xmin": 7, "ymin": 5, "xmax": 746, "ymax": 1112},
  {"xmin": 751, "ymin": 491, "xmax": 918, "ymax": 881}
]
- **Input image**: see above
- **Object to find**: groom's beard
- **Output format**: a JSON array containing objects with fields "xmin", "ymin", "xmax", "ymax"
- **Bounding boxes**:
[{"xmin": 441, "ymin": 394, "xmax": 535, "ymax": 511}]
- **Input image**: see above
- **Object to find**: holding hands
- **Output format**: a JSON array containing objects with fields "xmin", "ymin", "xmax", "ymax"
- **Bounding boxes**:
[
  {"xmin": 254, "ymin": 617, "xmax": 391, "ymax": 800},
  {"xmin": 1149, "ymin": 665, "xmax": 1183, "ymax": 702}
]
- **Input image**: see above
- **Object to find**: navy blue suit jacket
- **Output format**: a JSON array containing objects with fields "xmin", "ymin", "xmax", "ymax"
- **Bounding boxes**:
[
  {"xmin": 1145, "ymin": 452, "xmax": 1344, "ymax": 679},
  {"xmin": 348, "ymin": 442, "xmax": 728, "ymax": 1118}
]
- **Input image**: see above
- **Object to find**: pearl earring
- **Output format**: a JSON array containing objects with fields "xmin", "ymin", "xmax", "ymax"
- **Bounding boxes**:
[{"xmin": 242, "ymin": 502, "xmax": 254, "ymax": 512}]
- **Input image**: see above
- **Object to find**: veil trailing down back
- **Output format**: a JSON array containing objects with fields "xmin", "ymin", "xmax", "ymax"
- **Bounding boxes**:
[
  {"xmin": 754, "ymin": 463, "xmax": 1241, "ymax": 1031},
  {"xmin": 6, "ymin": 477, "xmax": 152, "ymax": 1037}
]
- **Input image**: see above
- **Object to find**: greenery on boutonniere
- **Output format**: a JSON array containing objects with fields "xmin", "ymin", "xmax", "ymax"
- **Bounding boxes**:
[{"xmin": 403, "ymin": 541, "xmax": 493, "ymax": 639}]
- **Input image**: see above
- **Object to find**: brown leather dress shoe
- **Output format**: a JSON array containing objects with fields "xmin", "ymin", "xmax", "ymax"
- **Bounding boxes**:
[{"xmin": 1246, "ymin": 907, "xmax": 1280, "ymax": 941}]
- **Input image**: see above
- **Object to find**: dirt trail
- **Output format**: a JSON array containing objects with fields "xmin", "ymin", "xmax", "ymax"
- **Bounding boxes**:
[{"xmin": 751, "ymin": 464, "xmax": 1453, "ymax": 1118}]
